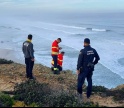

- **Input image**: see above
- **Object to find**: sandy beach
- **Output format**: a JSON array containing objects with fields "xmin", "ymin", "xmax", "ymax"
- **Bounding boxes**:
[{"xmin": 0, "ymin": 48, "xmax": 24, "ymax": 64}]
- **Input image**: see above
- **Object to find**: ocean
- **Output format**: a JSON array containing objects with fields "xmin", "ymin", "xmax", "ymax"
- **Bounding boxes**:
[{"xmin": 0, "ymin": 12, "xmax": 124, "ymax": 88}]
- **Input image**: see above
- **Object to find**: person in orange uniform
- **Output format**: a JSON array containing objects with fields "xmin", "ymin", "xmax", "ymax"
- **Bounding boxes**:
[
  {"xmin": 51, "ymin": 38, "xmax": 62, "ymax": 74},
  {"xmin": 51, "ymin": 51, "xmax": 65, "ymax": 73},
  {"xmin": 57, "ymin": 51, "xmax": 65, "ymax": 71}
]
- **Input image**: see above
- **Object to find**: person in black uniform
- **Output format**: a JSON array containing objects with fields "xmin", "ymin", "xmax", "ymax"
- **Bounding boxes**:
[{"xmin": 77, "ymin": 38, "xmax": 100, "ymax": 101}]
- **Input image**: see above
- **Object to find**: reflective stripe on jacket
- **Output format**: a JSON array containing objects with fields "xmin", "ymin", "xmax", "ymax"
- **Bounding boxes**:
[
  {"xmin": 51, "ymin": 53, "xmax": 63, "ymax": 67},
  {"xmin": 58, "ymin": 54, "xmax": 63, "ymax": 67},
  {"xmin": 51, "ymin": 40, "xmax": 59, "ymax": 55}
]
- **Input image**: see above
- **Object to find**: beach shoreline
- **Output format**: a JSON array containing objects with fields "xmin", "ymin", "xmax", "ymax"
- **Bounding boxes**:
[
  {"xmin": 0, "ymin": 48, "xmax": 123, "ymax": 89},
  {"xmin": 0, "ymin": 48, "xmax": 24, "ymax": 65}
]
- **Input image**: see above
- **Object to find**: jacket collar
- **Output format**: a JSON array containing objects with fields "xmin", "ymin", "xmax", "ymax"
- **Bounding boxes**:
[
  {"xmin": 27, "ymin": 39, "xmax": 32, "ymax": 43},
  {"xmin": 55, "ymin": 40, "xmax": 58, "ymax": 43},
  {"xmin": 84, "ymin": 45, "xmax": 91, "ymax": 48}
]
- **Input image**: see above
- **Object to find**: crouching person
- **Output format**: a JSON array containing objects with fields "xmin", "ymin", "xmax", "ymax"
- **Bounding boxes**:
[{"xmin": 51, "ymin": 51, "xmax": 65, "ymax": 74}]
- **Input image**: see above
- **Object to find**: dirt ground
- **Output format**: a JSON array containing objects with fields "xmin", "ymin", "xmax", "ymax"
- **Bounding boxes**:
[{"xmin": 0, "ymin": 63, "xmax": 124, "ymax": 107}]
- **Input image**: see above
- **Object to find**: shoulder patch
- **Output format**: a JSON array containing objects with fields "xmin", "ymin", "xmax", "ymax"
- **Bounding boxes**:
[
  {"xmin": 79, "ymin": 49, "xmax": 84, "ymax": 55},
  {"xmin": 79, "ymin": 51, "xmax": 83, "ymax": 55}
]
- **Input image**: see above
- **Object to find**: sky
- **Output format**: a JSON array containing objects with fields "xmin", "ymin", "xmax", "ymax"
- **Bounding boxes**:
[{"xmin": 0, "ymin": 0, "xmax": 124, "ymax": 13}]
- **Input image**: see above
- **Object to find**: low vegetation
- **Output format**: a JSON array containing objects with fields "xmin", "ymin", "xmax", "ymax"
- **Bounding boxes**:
[
  {"xmin": 90, "ymin": 85, "xmax": 124, "ymax": 102},
  {"xmin": 106, "ymin": 88, "xmax": 124, "ymax": 101},
  {"xmin": 0, "ymin": 59, "xmax": 14, "ymax": 64},
  {"xmin": 0, "ymin": 93, "xmax": 14, "ymax": 107},
  {"xmin": 13, "ymin": 80, "xmax": 99, "ymax": 107},
  {"xmin": 1, "ymin": 80, "xmax": 124, "ymax": 107},
  {"xmin": 0, "ymin": 59, "xmax": 123, "ymax": 107}
]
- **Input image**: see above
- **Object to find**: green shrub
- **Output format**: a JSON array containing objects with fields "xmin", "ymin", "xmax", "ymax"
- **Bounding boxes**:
[
  {"xmin": 83, "ymin": 85, "xmax": 108, "ymax": 94},
  {"xmin": 82, "ymin": 102, "xmax": 99, "ymax": 107},
  {"xmin": 48, "ymin": 92, "xmax": 83, "ymax": 107},
  {"xmin": 106, "ymin": 88, "xmax": 124, "ymax": 101},
  {"xmin": 14, "ymin": 80, "xmax": 51, "ymax": 106},
  {"xmin": 14, "ymin": 80, "xmax": 99, "ymax": 107},
  {"xmin": 0, "ymin": 93, "xmax": 14, "ymax": 107},
  {"xmin": 0, "ymin": 59, "xmax": 14, "ymax": 64},
  {"xmin": 92, "ymin": 86, "xmax": 108, "ymax": 93},
  {"xmin": 48, "ymin": 91, "xmax": 99, "ymax": 107}
]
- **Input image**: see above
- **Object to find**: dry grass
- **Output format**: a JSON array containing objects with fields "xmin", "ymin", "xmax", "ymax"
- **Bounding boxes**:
[{"xmin": 0, "ymin": 62, "xmax": 124, "ymax": 107}]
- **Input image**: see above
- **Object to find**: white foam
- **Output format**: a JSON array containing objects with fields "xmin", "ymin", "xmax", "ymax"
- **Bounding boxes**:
[
  {"xmin": 0, "ymin": 17, "xmax": 124, "ymax": 79},
  {"xmin": 92, "ymin": 28, "xmax": 107, "ymax": 32}
]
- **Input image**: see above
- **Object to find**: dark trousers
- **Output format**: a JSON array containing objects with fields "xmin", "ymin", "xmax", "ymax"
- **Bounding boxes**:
[
  {"xmin": 52, "ymin": 55, "xmax": 58, "ymax": 69},
  {"xmin": 25, "ymin": 58, "xmax": 34, "ymax": 78},
  {"xmin": 57, "ymin": 65, "xmax": 62, "ymax": 71},
  {"xmin": 77, "ymin": 68, "xmax": 93, "ymax": 98}
]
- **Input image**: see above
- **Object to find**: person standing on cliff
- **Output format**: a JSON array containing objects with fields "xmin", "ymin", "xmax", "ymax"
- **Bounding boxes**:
[
  {"xmin": 77, "ymin": 38, "xmax": 100, "ymax": 101},
  {"xmin": 22, "ymin": 34, "xmax": 35, "ymax": 80},
  {"xmin": 51, "ymin": 38, "xmax": 62, "ymax": 74}
]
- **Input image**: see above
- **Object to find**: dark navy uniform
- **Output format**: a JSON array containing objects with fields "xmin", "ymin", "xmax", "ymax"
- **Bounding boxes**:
[{"xmin": 77, "ymin": 45, "xmax": 100, "ymax": 98}]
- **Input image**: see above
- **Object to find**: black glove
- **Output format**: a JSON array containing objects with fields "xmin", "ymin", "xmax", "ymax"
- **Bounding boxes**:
[{"xmin": 87, "ymin": 62, "xmax": 94, "ymax": 70}]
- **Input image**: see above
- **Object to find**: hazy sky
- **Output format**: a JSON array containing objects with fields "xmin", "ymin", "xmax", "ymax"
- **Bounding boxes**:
[{"xmin": 0, "ymin": 0, "xmax": 124, "ymax": 13}]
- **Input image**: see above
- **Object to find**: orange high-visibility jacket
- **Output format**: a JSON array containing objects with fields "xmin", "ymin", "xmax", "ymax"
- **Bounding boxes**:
[
  {"xmin": 58, "ymin": 53, "xmax": 63, "ymax": 67},
  {"xmin": 51, "ymin": 53, "xmax": 63, "ymax": 67},
  {"xmin": 51, "ymin": 40, "xmax": 59, "ymax": 55}
]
